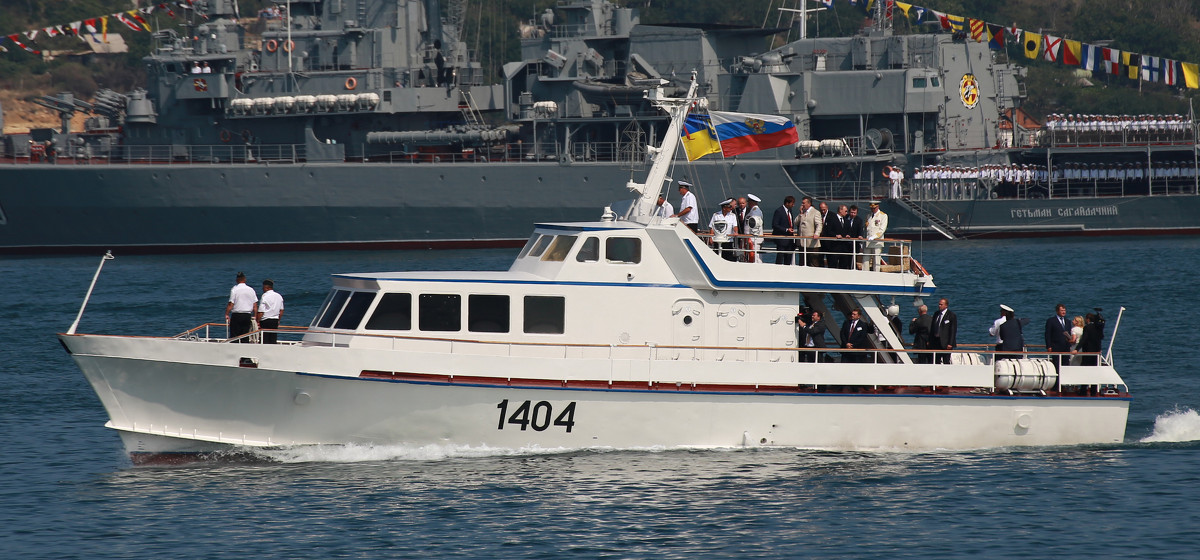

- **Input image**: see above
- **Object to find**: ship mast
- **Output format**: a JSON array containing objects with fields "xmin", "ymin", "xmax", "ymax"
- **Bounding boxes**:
[{"xmin": 624, "ymin": 74, "xmax": 700, "ymax": 224}]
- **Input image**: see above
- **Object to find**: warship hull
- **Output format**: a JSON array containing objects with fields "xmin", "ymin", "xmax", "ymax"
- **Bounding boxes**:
[{"xmin": 3, "ymin": 158, "xmax": 1199, "ymax": 253}]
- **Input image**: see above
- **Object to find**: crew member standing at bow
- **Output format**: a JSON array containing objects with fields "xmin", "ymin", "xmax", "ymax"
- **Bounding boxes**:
[{"xmin": 225, "ymin": 272, "xmax": 258, "ymax": 343}]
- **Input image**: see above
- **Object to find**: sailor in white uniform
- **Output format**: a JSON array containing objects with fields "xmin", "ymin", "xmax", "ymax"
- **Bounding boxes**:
[
  {"xmin": 744, "ymin": 194, "xmax": 765, "ymax": 263},
  {"xmin": 708, "ymin": 199, "xmax": 739, "ymax": 262}
]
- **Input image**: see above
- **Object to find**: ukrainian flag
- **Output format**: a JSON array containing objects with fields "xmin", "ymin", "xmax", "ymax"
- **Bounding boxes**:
[{"xmin": 680, "ymin": 113, "xmax": 722, "ymax": 161}]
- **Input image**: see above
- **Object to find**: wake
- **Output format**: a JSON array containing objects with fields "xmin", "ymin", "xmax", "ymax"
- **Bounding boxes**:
[{"xmin": 1140, "ymin": 408, "xmax": 1200, "ymax": 443}]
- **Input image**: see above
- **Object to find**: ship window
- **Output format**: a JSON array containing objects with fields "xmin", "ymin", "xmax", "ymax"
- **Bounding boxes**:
[
  {"xmin": 310, "ymin": 289, "xmax": 338, "ymax": 326},
  {"xmin": 517, "ymin": 234, "xmax": 542, "ymax": 259},
  {"xmin": 912, "ymin": 77, "xmax": 927, "ymax": 88},
  {"xmin": 364, "ymin": 293, "xmax": 412, "ymax": 330},
  {"xmin": 576, "ymin": 237, "xmax": 599, "ymax": 262},
  {"xmin": 605, "ymin": 237, "xmax": 641, "ymax": 263},
  {"xmin": 469, "ymin": 295, "xmax": 510, "ymax": 333},
  {"xmin": 541, "ymin": 235, "xmax": 577, "ymax": 261},
  {"xmin": 524, "ymin": 296, "xmax": 565, "ymax": 334},
  {"xmin": 334, "ymin": 291, "xmax": 376, "ymax": 330},
  {"xmin": 419, "ymin": 294, "xmax": 461, "ymax": 331},
  {"xmin": 931, "ymin": 76, "xmax": 940, "ymax": 87},
  {"xmin": 528, "ymin": 234, "xmax": 554, "ymax": 258},
  {"xmin": 316, "ymin": 290, "xmax": 351, "ymax": 328}
]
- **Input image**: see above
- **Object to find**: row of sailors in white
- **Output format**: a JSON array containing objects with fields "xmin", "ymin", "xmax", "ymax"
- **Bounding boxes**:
[
  {"xmin": 913, "ymin": 164, "xmax": 1049, "ymax": 185},
  {"xmin": 1053, "ymin": 161, "xmax": 1199, "ymax": 181},
  {"xmin": 1044, "ymin": 114, "xmax": 1193, "ymax": 137}
]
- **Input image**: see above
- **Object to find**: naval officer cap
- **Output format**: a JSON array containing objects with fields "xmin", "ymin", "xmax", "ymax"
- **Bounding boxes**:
[
  {"xmin": 677, "ymin": 180, "xmax": 692, "ymax": 189},
  {"xmin": 1000, "ymin": 304, "xmax": 1013, "ymax": 312},
  {"xmin": 747, "ymin": 193, "xmax": 761, "ymax": 202},
  {"xmin": 721, "ymin": 198, "xmax": 734, "ymax": 207}
]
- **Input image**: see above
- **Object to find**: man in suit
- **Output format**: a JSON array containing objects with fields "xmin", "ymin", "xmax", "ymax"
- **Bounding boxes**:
[
  {"xmin": 928, "ymin": 297, "xmax": 957, "ymax": 364},
  {"xmin": 1044, "ymin": 303, "xmax": 1072, "ymax": 372},
  {"xmin": 793, "ymin": 196, "xmax": 822, "ymax": 266},
  {"xmin": 771, "ymin": 196, "xmax": 796, "ymax": 265},
  {"xmin": 840, "ymin": 309, "xmax": 873, "ymax": 363},
  {"xmin": 817, "ymin": 201, "xmax": 832, "ymax": 267},
  {"xmin": 909, "ymin": 304, "xmax": 932, "ymax": 364},
  {"xmin": 828, "ymin": 205, "xmax": 851, "ymax": 269},
  {"xmin": 796, "ymin": 309, "xmax": 827, "ymax": 362},
  {"xmin": 845, "ymin": 205, "xmax": 866, "ymax": 269}
]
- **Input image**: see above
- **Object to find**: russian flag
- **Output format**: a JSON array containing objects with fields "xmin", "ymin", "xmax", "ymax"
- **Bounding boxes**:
[{"xmin": 709, "ymin": 111, "xmax": 799, "ymax": 158}]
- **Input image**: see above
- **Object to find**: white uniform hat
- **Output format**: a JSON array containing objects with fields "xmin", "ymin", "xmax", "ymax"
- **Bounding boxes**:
[
  {"xmin": 747, "ymin": 194, "xmax": 761, "ymax": 202},
  {"xmin": 1000, "ymin": 304, "xmax": 1013, "ymax": 312}
]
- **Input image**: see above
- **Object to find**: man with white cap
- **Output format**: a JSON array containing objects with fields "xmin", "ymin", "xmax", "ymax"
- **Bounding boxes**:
[
  {"xmin": 708, "ymin": 198, "xmax": 739, "ymax": 262},
  {"xmin": 862, "ymin": 201, "xmax": 888, "ymax": 271},
  {"xmin": 995, "ymin": 305, "xmax": 1024, "ymax": 361},
  {"xmin": 744, "ymin": 194, "xmax": 764, "ymax": 263},
  {"xmin": 671, "ymin": 180, "xmax": 699, "ymax": 232},
  {"xmin": 989, "ymin": 304, "xmax": 1011, "ymax": 349}
]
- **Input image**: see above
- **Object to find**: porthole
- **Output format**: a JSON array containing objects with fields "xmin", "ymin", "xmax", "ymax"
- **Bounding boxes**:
[{"xmin": 683, "ymin": 315, "xmax": 693, "ymax": 325}]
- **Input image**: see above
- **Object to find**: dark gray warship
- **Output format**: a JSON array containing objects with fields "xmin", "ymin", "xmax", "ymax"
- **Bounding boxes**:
[{"xmin": 2, "ymin": 0, "xmax": 1197, "ymax": 253}]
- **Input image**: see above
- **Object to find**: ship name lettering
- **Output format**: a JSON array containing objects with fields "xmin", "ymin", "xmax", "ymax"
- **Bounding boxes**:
[
  {"xmin": 1010, "ymin": 208, "xmax": 1052, "ymax": 219},
  {"xmin": 1056, "ymin": 205, "xmax": 1119, "ymax": 217},
  {"xmin": 496, "ymin": 399, "xmax": 576, "ymax": 432}
]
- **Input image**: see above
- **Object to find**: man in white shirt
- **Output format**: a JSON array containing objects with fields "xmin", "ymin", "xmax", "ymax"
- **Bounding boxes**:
[
  {"xmin": 653, "ymin": 194, "xmax": 674, "ymax": 219},
  {"xmin": 862, "ymin": 201, "xmax": 889, "ymax": 271},
  {"xmin": 257, "ymin": 279, "xmax": 285, "ymax": 344},
  {"xmin": 225, "ymin": 272, "xmax": 258, "ymax": 343},
  {"xmin": 672, "ymin": 180, "xmax": 699, "ymax": 232},
  {"xmin": 744, "ymin": 194, "xmax": 764, "ymax": 263},
  {"xmin": 708, "ymin": 199, "xmax": 739, "ymax": 261}
]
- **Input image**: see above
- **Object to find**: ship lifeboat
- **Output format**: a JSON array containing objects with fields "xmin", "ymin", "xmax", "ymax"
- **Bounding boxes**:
[
  {"xmin": 335, "ymin": 94, "xmax": 356, "ymax": 110},
  {"xmin": 355, "ymin": 93, "xmax": 380, "ymax": 110},
  {"xmin": 294, "ymin": 95, "xmax": 317, "ymax": 112},
  {"xmin": 273, "ymin": 96, "xmax": 295, "ymax": 113},
  {"xmin": 315, "ymin": 94, "xmax": 337, "ymax": 111},
  {"xmin": 229, "ymin": 98, "xmax": 254, "ymax": 115},
  {"xmin": 253, "ymin": 97, "xmax": 275, "ymax": 114}
]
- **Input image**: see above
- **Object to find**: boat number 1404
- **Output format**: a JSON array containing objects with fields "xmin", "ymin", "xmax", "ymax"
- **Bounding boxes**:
[{"xmin": 496, "ymin": 399, "xmax": 576, "ymax": 432}]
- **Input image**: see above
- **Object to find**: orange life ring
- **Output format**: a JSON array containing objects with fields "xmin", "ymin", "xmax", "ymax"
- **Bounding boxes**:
[
  {"xmin": 282, "ymin": 40, "xmax": 295, "ymax": 52},
  {"xmin": 830, "ymin": 166, "xmax": 844, "ymax": 179},
  {"xmin": 345, "ymin": 77, "xmax": 357, "ymax": 90},
  {"xmin": 219, "ymin": 129, "xmax": 232, "ymax": 143},
  {"xmin": 265, "ymin": 39, "xmax": 278, "ymax": 53}
]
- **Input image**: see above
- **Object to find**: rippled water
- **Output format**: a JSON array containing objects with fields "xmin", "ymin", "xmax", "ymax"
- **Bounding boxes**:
[{"xmin": 3, "ymin": 237, "xmax": 1199, "ymax": 558}]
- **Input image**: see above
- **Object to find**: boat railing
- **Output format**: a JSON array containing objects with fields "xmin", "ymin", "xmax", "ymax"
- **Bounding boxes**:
[
  {"xmin": 907, "ymin": 173, "xmax": 1200, "ymax": 201},
  {"xmin": 168, "ymin": 322, "xmax": 1114, "ymax": 376},
  {"xmin": 696, "ymin": 232, "xmax": 921, "ymax": 274},
  {"xmin": 1042, "ymin": 126, "xmax": 1195, "ymax": 148}
]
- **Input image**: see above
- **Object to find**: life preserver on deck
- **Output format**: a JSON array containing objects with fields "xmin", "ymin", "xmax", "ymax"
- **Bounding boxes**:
[
  {"xmin": 830, "ymin": 166, "xmax": 844, "ymax": 179},
  {"xmin": 265, "ymin": 39, "xmax": 278, "ymax": 53},
  {"xmin": 219, "ymin": 129, "xmax": 232, "ymax": 143},
  {"xmin": 345, "ymin": 77, "xmax": 358, "ymax": 90},
  {"xmin": 282, "ymin": 40, "xmax": 295, "ymax": 53}
]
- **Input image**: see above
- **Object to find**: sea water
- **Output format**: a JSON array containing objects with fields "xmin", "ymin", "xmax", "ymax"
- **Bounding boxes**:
[{"xmin": 2, "ymin": 236, "xmax": 1199, "ymax": 558}]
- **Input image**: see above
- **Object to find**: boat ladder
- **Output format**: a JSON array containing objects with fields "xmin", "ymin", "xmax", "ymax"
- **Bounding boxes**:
[
  {"xmin": 894, "ymin": 198, "xmax": 959, "ymax": 240},
  {"xmin": 459, "ymin": 89, "xmax": 484, "ymax": 126}
]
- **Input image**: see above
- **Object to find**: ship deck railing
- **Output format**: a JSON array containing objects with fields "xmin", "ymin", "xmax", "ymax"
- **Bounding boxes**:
[
  {"xmin": 696, "ymin": 232, "xmax": 926, "ymax": 275},
  {"xmin": 1, "ymin": 144, "xmax": 308, "ymax": 165},
  {"xmin": 1041, "ymin": 128, "xmax": 1196, "ymax": 148},
  {"xmin": 906, "ymin": 175, "xmax": 1200, "ymax": 202},
  {"xmin": 168, "ymin": 323, "xmax": 1117, "ymax": 378}
]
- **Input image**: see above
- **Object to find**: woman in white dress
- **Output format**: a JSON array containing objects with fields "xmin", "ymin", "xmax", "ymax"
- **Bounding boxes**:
[{"xmin": 1069, "ymin": 315, "xmax": 1085, "ymax": 365}]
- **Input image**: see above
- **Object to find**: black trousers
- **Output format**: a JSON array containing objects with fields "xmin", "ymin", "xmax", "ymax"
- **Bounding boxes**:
[
  {"xmin": 260, "ymin": 318, "xmax": 280, "ymax": 344},
  {"xmin": 230, "ymin": 312, "xmax": 253, "ymax": 342}
]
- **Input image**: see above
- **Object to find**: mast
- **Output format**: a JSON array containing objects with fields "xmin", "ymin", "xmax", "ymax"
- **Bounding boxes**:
[{"xmin": 624, "ymin": 73, "xmax": 700, "ymax": 224}]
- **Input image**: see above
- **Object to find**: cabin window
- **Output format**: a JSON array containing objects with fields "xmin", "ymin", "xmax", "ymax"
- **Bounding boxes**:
[
  {"xmin": 605, "ymin": 237, "xmax": 641, "ymax": 263},
  {"xmin": 517, "ymin": 234, "xmax": 542, "ymax": 259},
  {"xmin": 469, "ymin": 295, "xmax": 510, "ymax": 333},
  {"xmin": 931, "ymin": 76, "xmax": 940, "ymax": 87},
  {"xmin": 542, "ymin": 235, "xmax": 577, "ymax": 262},
  {"xmin": 575, "ymin": 237, "xmax": 599, "ymax": 262},
  {"xmin": 310, "ymin": 289, "xmax": 338, "ymax": 326},
  {"xmin": 364, "ymin": 293, "xmax": 412, "ymax": 330},
  {"xmin": 334, "ymin": 291, "xmax": 376, "ymax": 330},
  {"xmin": 527, "ymin": 234, "xmax": 554, "ymax": 258},
  {"xmin": 524, "ymin": 296, "xmax": 565, "ymax": 334},
  {"xmin": 912, "ymin": 77, "xmax": 927, "ymax": 88},
  {"xmin": 315, "ymin": 289, "xmax": 351, "ymax": 328},
  {"xmin": 419, "ymin": 294, "xmax": 461, "ymax": 331}
]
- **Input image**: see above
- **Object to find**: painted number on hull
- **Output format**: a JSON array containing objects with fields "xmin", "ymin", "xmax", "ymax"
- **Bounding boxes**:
[{"xmin": 496, "ymin": 400, "xmax": 576, "ymax": 432}]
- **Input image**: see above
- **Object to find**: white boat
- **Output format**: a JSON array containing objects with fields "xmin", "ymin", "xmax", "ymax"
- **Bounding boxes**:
[{"xmin": 59, "ymin": 78, "xmax": 1130, "ymax": 463}]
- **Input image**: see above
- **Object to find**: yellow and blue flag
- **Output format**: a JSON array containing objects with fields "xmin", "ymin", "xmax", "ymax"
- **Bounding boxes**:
[{"xmin": 680, "ymin": 113, "xmax": 721, "ymax": 161}]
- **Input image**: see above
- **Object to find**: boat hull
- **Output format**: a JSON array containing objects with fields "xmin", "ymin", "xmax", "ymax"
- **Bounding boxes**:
[{"xmin": 62, "ymin": 334, "xmax": 1130, "ymax": 459}]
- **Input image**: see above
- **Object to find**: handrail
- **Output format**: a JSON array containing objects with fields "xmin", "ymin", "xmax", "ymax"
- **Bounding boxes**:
[
  {"xmin": 696, "ymin": 231, "xmax": 918, "ymax": 274},
  {"xmin": 159, "ymin": 321, "xmax": 1109, "ymax": 367}
]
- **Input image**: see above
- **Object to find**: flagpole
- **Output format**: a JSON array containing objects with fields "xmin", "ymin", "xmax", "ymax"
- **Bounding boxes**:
[{"xmin": 67, "ymin": 251, "xmax": 115, "ymax": 335}]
